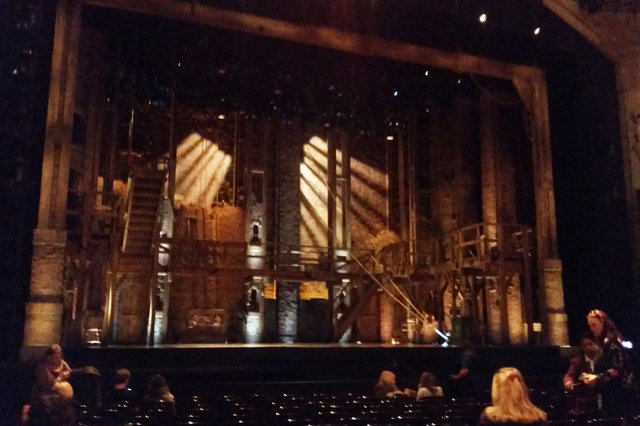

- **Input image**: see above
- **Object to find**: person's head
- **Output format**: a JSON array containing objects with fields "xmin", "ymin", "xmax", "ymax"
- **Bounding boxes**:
[
  {"xmin": 587, "ymin": 309, "xmax": 621, "ymax": 343},
  {"xmin": 114, "ymin": 368, "xmax": 131, "ymax": 387},
  {"xmin": 578, "ymin": 332, "xmax": 600, "ymax": 359},
  {"xmin": 376, "ymin": 370, "xmax": 396, "ymax": 387},
  {"xmin": 418, "ymin": 371, "xmax": 437, "ymax": 389},
  {"xmin": 43, "ymin": 344, "xmax": 63, "ymax": 367},
  {"xmin": 485, "ymin": 367, "xmax": 547, "ymax": 423},
  {"xmin": 146, "ymin": 374, "xmax": 169, "ymax": 397}
]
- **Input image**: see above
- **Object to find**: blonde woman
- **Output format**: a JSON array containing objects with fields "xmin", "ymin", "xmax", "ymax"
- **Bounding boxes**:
[
  {"xmin": 479, "ymin": 367, "xmax": 547, "ymax": 425},
  {"xmin": 374, "ymin": 370, "xmax": 414, "ymax": 399}
]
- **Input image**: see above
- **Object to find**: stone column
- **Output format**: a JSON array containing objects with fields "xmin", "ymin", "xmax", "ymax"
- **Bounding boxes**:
[
  {"xmin": 514, "ymin": 73, "xmax": 568, "ymax": 345},
  {"xmin": 541, "ymin": 259, "xmax": 567, "ymax": 345},
  {"xmin": 23, "ymin": 230, "xmax": 66, "ymax": 349},
  {"xmin": 22, "ymin": 0, "xmax": 82, "ymax": 356}
]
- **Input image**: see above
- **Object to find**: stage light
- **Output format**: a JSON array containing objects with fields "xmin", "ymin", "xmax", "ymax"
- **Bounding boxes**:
[
  {"xmin": 622, "ymin": 340, "xmax": 633, "ymax": 349},
  {"xmin": 424, "ymin": 70, "xmax": 429, "ymax": 76},
  {"xmin": 218, "ymin": 114, "xmax": 226, "ymax": 120},
  {"xmin": 393, "ymin": 90, "xmax": 398, "ymax": 96},
  {"xmin": 478, "ymin": 13, "xmax": 487, "ymax": 23},
  {"xmin": 533, "ymin": 27, "xmax": 541, "ymax": 36}
]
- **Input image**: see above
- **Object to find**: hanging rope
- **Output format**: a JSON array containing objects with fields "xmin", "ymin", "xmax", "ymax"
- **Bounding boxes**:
[{"xmin": 315, "ymin": 171, "xmax": 445, "ymax": 337}]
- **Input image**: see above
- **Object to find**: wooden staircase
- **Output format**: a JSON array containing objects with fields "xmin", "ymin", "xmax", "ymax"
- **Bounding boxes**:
[{"xmin": 122, "ymin": 171, "xmax": 164, "ymax": 256}]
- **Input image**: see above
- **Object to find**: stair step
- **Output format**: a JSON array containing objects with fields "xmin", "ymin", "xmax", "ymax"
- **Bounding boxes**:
[
  {"xmin": 127, "ymin": 230, "xmax": 154, "ymax": 239},
  {"xmin": 118, "ymin": 253, "xmax": 153, "ymax": 265},
  {"xmin": 133, "ymin": 191, "xmax": 159, "ymax": 200},
  {"xmin": 131, "ymin": 198, "xmax": 159, "ymax": 208},
  {"xmin": 127, "ymin": 226, "xmax": 153, "ymax": 235},
  {"xmin": 129, "ymin": 214, "xmax": 156, "ymax": 226},
  {"xmin": 126, "ymin": 239, "xmax": 152, "ymax": 247},
  {"xmin": 123, "ymin": 247, "xmax": 151, "ymax": 255},
  {"xmin": 129, "ymin": 209, "xmax": 156, "ymax": 219},
  {"xmin": 135, "ymin": 179, "xmax": 162, "ymax": 189}
]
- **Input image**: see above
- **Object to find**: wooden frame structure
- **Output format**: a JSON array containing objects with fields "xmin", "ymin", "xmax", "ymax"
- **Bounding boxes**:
[{"xmin": 23, "ymin": 0, "xmax": 570, "ymax": 352}]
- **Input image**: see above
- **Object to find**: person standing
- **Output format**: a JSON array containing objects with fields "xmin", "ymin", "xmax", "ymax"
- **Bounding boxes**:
[
  {"xmin": 583, "ymin": 309, "xmax": 634, "ymax": 417},
  {"xmin": 450, "ymin": 340, "xmax": 478, "ymax": 397}
]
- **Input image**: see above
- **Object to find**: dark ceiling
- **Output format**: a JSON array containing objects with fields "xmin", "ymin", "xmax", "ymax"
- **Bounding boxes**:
[
  {"xmin": 85, "ymin": 0, "xmax": 603, "ymax": 146},
  {"xmin": 174, "ymin": 0, "xmax": 596, "ymax": 64}
]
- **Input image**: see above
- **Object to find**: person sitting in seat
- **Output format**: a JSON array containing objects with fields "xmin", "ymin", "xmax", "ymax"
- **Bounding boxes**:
[
  {"xmin": 479, "ymin": 367, "xmax": 547, "ymax": 425},
  {"xmin": 104, "ymin": 368, "xmax": 137, "ymax": 407},
  {"xmin": 416, "ymin": 371, "xmax": 444, "ymax": 400},
  {"xmin": 374, "ymin": 370, "xmax": 415, "ymax": 399},
  {"xmin": 142, "ymin": 374, "xmax": 175, "ymax": 414},
  {"xmin": 26, "ymin": 380, "xmax": 76, "ymax": 426}
]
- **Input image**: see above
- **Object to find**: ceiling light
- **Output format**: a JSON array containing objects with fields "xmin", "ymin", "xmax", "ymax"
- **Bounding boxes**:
[{"xmin": 478, "ymin": 13, "xmax": 487, "ymax": 23}]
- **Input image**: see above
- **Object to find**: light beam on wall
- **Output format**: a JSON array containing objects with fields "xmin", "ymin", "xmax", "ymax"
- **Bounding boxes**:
[
  {"xmin": 174, "ymin": 132, "xmax": 232, "ymax": 207},
  {"xmin": 300, "ymin": 136, "xmax": 388, "ymax": 252}
]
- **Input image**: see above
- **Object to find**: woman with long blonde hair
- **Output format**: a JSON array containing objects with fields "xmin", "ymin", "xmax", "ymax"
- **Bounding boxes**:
[{"xmin": 479, "ymin": 367, "xmax": 547, "ymax": 425}]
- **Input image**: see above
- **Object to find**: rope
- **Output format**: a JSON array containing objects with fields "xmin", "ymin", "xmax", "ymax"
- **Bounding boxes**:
[{"xmin": 314, "ymin": 171, "xmax": 441, "ymax": 332}]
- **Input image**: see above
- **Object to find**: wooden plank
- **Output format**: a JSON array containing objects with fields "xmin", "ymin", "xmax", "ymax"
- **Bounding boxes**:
[
  {"xmin": 83, "ymin": 0, "xmax": 539, "ymax": 81},
  {"xmin": 38, "ymin": 0, "xmax": 83, "ymax": 230},
  {"xmin": 56, "ymin": 0, "xmax": 82, "ymax": 231},
  {"xmin": 543, "ymin": 0, "xmax": 640, "ymax": 62}
]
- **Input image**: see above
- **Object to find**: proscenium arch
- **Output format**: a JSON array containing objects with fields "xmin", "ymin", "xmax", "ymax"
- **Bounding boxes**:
[{"xmin": 78, "ymin": 0, "xmax": 565, "ymax": 344}]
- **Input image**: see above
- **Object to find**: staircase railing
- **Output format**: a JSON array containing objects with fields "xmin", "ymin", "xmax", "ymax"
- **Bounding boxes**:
[{"xmin": 120, "ymin": 176, "xmax": 135, "ymax": 252}]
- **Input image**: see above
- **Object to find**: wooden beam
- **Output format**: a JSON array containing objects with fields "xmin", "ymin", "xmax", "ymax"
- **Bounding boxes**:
[
  {"xmin": 543, "ymin": 0, "xmax": 640, "ymax": 62},
  {"xmin": 84, "ymin": 0, "xmax": 539, "ymax": 81},
  {"xmin": 39, "ymin": 0, "xmax": 82, "ymax": 230}
]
